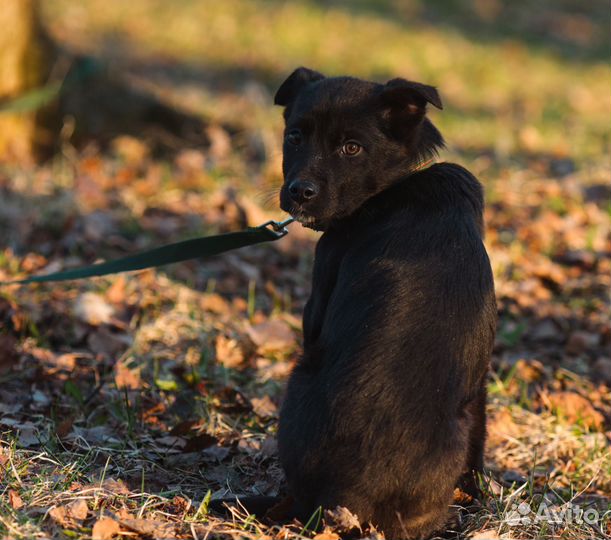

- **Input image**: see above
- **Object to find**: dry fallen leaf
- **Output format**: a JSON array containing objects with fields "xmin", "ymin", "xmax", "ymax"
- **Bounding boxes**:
[
  {"xmin": 251, "ymin": 395, "xmax": 278, "ymax": 419},
  {"xmin": 118, "ymin": 518, "xmax": 177, "ymax": 539},
  {"xmin": 49, "ymin": 505, "xmax": 68, "ymax": 526},
  {"xmin": 49, "ymin": 498, "xmax": 88, "ymax": 527},
  {"xmin": 15, "ymin": 422, "xmax": 43, "ymax": 448},
  {"xmin": 114, "ymin": 361, "xmax": 141, "ymax": 390},
  {"xmin": 324, "ymin": 506, "xmax": 361, "ymax": 534},
  {"xmin": 0, "ymin": 446, "xmax": 8, "ymax": 469},
  {"xmin": 68, "ymin": 499, "xmax": 89, "ymax": 520},
  {"xmin": 74, "ymin": 292, "xmax": 115, "ymax": 325},
  {"xmin": 105, "ymin": 275, "xmax": 127, "ymax": 304},
  {"xmin": 453, "ymin": 487, "xmax": 473, "ymax": 505},
  {"xmin": 246, "ymin": 319, "xmax": 294, "ymax": 354},
  {"xmin": 486, "ymin": 409, "xmax": 523, "ymax": 447},
  {"xmin": 544, "ymin": 391, "xmax": 604, "ymax": 431},
  {"xmin": 92, "ymin": 517, "xmax": 121, "ymax": 540},
  {"xmin": 200, "ymin": 293, "xmax": 231, "ymax": 314},
  {"xmin": 313, "ymin": 531, "xmax": 341, "ymax": 540},
  {"xmin": 8, "ymin": 489, "xmax": 24, "ymax": 510},
  {"xmin": 514, "ymin": 358, "xmax": 545, "ymax": 383},
  {"xmin": 101, "ymin": 478, "xmax": 131, "ymax": 495},
  {"xmin": 215, "ymin": 335, "xmax": 244, "ymax": 368},
  {"xmin": 470, "ymin": 530, "xmax": 502, "ymax": 539}
]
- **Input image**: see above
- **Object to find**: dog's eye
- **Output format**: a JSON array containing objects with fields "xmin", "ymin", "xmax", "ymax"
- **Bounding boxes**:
[
  {"xmin": 286, "ymin": 130, "xmax": 302, "ymax": 146},
  {"xmin": 341, "ymin": 141, "xmax": 362, "ymax": 156}
]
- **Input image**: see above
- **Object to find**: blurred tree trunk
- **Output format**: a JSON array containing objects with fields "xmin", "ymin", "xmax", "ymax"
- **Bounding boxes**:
[{"xmin": 0, "ymin": 0, "xmax": 53, "ymax": 163}]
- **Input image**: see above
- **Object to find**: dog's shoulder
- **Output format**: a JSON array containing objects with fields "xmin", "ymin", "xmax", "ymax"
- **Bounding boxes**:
[
  {"xmin": 405, "ymin": 162, "xmax": 484, "ymax": 215},
  {"xmin": 427, "ymin": 161, "xmax": 484, "ymax": 203},
  {"xmin": 355, "ymin": 162, "xmax": 485, "ymax": 236}
]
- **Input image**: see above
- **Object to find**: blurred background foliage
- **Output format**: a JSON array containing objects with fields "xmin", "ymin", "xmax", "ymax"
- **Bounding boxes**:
[{"xmin": 2, "ymin": 0, "xmax": 610, "ymax": 165}]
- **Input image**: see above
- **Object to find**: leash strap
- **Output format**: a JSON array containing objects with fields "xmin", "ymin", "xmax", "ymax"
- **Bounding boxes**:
[{"xmin": 1, "ymin": 218, "xmax": 294, "ymax": 286}]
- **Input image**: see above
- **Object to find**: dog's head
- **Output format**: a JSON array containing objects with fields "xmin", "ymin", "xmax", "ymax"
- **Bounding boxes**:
[{"xmin": 275, "ymin": 67, "xmax": 445, "ymax": 230}]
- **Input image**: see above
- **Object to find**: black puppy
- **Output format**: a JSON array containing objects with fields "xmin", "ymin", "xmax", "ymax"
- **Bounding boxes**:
[{"xmin": 275, "ymin": 68, "xmax": 496, "ymax": 539}]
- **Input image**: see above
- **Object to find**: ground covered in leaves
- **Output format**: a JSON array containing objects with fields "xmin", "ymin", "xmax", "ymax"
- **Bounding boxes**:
[{"xmin": 1, "ymin": 1, "xmax": 610, "ymax": 539}]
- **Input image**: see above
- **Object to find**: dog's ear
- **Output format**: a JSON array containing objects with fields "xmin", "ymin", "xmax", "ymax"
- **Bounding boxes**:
[
  {"xmin": 380, "ymin": 78, "xmax": 443, "ymax": 114},
  {"xmin": 274, "ymin": 67, "xmax": 325, "ymax": 106}
]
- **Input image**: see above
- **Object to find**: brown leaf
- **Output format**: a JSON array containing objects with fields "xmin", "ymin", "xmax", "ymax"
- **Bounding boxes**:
[
  {"xmin": 200, "ymin": 293, "xmax": 230, "ymax": 314},
  {"xmin": 49, "ymin": 499, "xmax": 88, "ymax": 527},
  {"xmin": 119, "ymin": 518, "xmax": 177, "ymax": 539},
  {"xmin": 116, "ymin": 507, "xmax": 135, "ymax": 520},
  {"xmin": 470, "ymin": 531, "xmax": 501, "ymax": 540},
  {"xmin": 92, "ymin": 517, "xmax": 121, "ymax": 540},
  {"xmin": 324, "ymin": 506, "xmax": 361, "ymax": 533},
  {"xmin": 251, "ymin": 395, "xmax": 278, "ymax": 419},
  {"xmin": 114, "ymin": 361, "xmax": 141, "ymax": 390},
  {"xmin": 215, "ymin": 335, "xmax": 244, "ymax": 368},
  {"xmin": 0, "ymin": 447, "xmax": 8, "ymax": 469},
  {"xmin": 9, "ymin": 489, "xmax": 24, "ymax": 510},
  {"xmin": 68, "ymin": 499, "xmax": 89, "ymax": 520},
  {"xmin": 101, "ymin": 478, "xmax": 130, "ymax": 495},
  {"xmin": 49, "ymin": 505, "xmax": 68, "ymax": 526},
  {"xmin": 246, "ymin": 319, "xmax": 295, "ymax": 354},
  {"xmin": 514, "ymin": 358, "xmax": 545, "ymax": 383},
  {"xmin": 487, "ymin": 409, "xmax": 522, "ymax": 447},
  {"xmin": 314, "ymin": 532, "xmax": 341, "ymax": 540},
  {"xmin": 452, "ymin": 487, "xmax": 473, "ymax": 505},
  {"xmin": 544, "ymin": 391, "xmax": 604, "ymax": 431},
  {"xmin": 105, "ymin": 275, "xmax": 127, "ymax": 304}
]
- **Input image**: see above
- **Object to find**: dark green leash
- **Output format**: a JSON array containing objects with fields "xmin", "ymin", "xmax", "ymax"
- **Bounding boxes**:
[{"xmin": 1, "ymin": 218, "xmax": 295, "ymax": 286}]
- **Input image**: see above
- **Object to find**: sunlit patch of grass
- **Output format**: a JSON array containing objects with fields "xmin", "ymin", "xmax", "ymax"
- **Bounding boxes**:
[
  {"xmin": 469, "ymin": 470, "xmax": 611, "ymax": 540},
  {"xmin": 42, "ymin": 0, "xmax": 610, "ymax": 164}
]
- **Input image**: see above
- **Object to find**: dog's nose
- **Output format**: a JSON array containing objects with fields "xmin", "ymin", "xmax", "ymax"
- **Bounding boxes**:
[{"xmin": 288, "ymin": 180, "xmax": 318, "ymax": 203}]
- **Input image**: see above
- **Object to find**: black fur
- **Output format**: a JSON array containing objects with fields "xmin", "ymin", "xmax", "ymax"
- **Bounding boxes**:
[{"xmin": 275, "ymin": 68, "xmax": 497, "ymax": 539}]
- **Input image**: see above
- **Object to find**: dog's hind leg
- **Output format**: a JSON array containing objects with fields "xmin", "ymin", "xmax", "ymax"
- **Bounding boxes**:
[{"xmin": 458, "ymin": 385, "xmax": 487, "ymax": 499}]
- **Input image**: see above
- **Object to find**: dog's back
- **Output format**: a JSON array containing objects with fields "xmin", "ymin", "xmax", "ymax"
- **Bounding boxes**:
[{"xmin": 274, "ymin": 69, "xmax": 496, "ymax": 538}]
